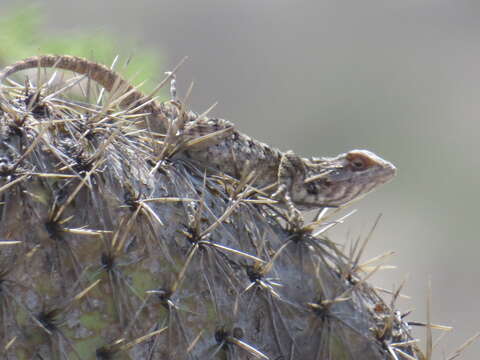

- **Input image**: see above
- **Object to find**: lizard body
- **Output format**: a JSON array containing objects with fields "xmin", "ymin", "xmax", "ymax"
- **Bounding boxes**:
[
  {"xmin": 0, "ymin": 55, "xmax": 396, "ymax": 212},
  {"xmin": 182, "ymin": 120, "xmax": 395, "ymax": 210}
]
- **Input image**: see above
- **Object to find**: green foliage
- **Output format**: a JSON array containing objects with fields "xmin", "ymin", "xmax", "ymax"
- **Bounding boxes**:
[{"xmin": 0, "ymin": 5, "xmax": 163, "ymax": 92}]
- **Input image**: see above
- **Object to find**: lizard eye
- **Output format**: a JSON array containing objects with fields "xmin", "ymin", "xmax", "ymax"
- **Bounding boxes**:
[
  {"xmin": 352, "ymin": 158, "xmax": 365, "ymax": 169},
  {"xmin": 347, "ymin": 153, "xmax": 370, "ymax": 171}
]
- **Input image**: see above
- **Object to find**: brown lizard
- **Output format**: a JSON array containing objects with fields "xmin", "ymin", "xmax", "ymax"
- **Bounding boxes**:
[{"xmin": 0, "ymin": 55, "xmax": 396, "ymax": 219}]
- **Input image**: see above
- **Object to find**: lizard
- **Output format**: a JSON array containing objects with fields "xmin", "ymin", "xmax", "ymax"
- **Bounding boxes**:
[{"xmin": 0, "ymin": 55, "xmax": 396, "ymax": 220}]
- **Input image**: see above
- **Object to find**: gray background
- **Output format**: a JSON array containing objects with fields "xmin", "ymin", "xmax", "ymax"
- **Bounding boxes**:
[{"xmin": 1, "ymin": 0, "xmax": 479, "ymax": 357}]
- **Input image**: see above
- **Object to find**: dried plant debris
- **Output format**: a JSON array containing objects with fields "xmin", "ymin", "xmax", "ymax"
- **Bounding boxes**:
[{"xmin": 0, "ymin": 55, "xmax": 433, "ymax": 359}]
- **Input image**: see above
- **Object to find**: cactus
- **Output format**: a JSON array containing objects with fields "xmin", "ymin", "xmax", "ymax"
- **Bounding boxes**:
[{"xmin": 0, "ymin": 57, "xmax": 421, "ymax": 359}]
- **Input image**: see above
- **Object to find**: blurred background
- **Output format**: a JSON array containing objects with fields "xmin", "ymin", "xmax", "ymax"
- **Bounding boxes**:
[{"xmin": 1, "ymin": 0, "xmax": 478, "ymax": 357}]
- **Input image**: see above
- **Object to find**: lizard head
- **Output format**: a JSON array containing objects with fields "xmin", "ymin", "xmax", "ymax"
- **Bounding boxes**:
[{"xmin": 291, "ymin": 149, "xmax": 396, "ymax": 209}]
